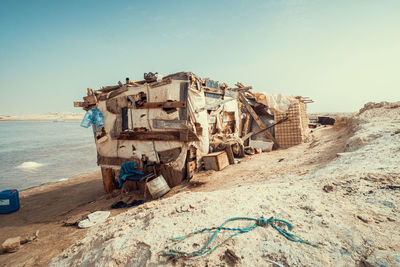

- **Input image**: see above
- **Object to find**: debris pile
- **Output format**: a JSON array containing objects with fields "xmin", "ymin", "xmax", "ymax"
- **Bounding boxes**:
[{"xmin": 74, "ymin": 72, "xmax": 312, "ymax": 195}]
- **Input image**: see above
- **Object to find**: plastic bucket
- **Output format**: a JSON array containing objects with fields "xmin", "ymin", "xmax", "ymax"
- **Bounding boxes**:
[{"xmin": 146, "ymin": 175, "xmax": 170, "ymax": 199}]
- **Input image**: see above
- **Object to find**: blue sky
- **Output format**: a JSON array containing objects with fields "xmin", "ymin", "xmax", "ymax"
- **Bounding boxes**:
[{"xmin": 0, "ymin": 0, "xmax": 399, "ymax": 114}]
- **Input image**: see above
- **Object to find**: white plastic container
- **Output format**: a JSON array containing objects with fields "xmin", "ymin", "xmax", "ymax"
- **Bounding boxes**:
[{"xmin": 146, "ymin": 175, "xmax": 170, "ymax": 199}]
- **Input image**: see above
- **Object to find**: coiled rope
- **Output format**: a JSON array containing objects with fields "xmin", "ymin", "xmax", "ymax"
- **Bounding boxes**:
[{"xmin": 161, "ymin": 216, "xmax": 317, "ymax": 257}]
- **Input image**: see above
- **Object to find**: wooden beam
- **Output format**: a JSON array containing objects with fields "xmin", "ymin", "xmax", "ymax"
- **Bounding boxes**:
[
  {"xmin": 203, "ymin": 87, "xmax": 225, "ymax": 95},
  {"xmin": 97, "ymin": 154, "xmax": 140, "ymax": 166},
  {"xmin": 101, "ymin": 167, "xmax": 115, "ymax": 194},
  {"xmin": 136, "ymin": 101, "xmax": 186, "ymax": 109},
  {"xmin": 118, "ymin": 130, "xmax": 198, "ymax": 141},
  {"xmin": 238, "ymin": 92, "xmax": 280, "ymax": 148},
  {"xmin": 149, "ymin": 78, "xmax": 172, "ymax": 88},
  {"xmin": 226, "ymin": 86, "xmax": 252, "ymax": 91},
  {"xmin": 74, "ymin": 101, "xmax": 84, "ymax": 107}
]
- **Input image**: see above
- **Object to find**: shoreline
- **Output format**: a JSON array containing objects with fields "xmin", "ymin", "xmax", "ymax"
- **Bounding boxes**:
[
  {"xmin": 19, "ymin": 169, "xmax": 101, "ymax": 195},
  {"xmin": 0, "ymin": 119, "xmax": 81, "ymax": 122},
  {"xmin": 0, "ymin": 112, "xmax": 85, "ymax": 122}
]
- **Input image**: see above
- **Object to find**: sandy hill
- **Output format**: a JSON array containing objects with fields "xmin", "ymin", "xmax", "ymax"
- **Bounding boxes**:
[{"xmin": 46, "ymin": 102, "xmax": 400, "ymax": 267}]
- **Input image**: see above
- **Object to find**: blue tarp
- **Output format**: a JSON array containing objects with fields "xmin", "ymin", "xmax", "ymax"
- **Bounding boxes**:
[{"xmin": 116, "ymin": 162, "xmax": 146, "ymax": 188}]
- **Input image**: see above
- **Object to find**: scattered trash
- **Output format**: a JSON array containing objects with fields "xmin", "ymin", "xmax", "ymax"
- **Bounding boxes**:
[
  {"xmin": 278, "ymin": 158, "xmax": 285, "ymax": 162},
  {"xmin": 111, "ymin": 200, "xmax": 144, "ymax": 209},
  {"xmin": 298, "ymin": 172, "xmax": 308, "ymax": 176},
  {"xmin": 222, "ymin": 249, "xmax": 241, "ymax": 265},
  {"xmin": 323, "ymin": 185, "xmax": 333, "ymax": 193},
  {"xmin": 357, "ymin": 215, "xmax": 370, "ymax": 223},
  {"xmin": 380, "ymin": 185, "xmax": 400, "ymax": 191},
  {"xmin": 244, "ymin": 146, "xmax": 255, "ymax": 155},
  {"xmin": 78, "ymin": 211, "xmax": 110, "ymax": 229}
]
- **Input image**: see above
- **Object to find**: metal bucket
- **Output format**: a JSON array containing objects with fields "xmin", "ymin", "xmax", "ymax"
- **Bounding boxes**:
[{"xmin": 146, "ymin": 175, "xmax": 170, "ymax": 199}]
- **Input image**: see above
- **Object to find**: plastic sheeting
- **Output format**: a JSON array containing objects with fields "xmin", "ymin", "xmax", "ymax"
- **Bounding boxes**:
[
  {"xmin": 253, "ymin": 93, "xmax": 291, "ymax": 113},
  {"xmin": 187, "ymin": 83, "xmax": 209, "ymax": 156}
]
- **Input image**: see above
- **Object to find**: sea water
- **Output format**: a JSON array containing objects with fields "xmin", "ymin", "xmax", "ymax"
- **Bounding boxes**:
[{"xmin": 0, "ymin": 121, "xmax": 98, "ymax": 190}]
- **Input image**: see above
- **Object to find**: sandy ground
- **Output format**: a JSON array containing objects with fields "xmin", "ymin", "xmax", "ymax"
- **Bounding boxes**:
[
  {"xmin": 0, "ymin": 171, "xmax": 107, "ymax": 266},
  {"xmin": 0, "ymin": 112, "xmax": 84, "ymax": 121},
  {"xmin": 1, "ymin": 103, "xmax": 399, "ymax": 266}
]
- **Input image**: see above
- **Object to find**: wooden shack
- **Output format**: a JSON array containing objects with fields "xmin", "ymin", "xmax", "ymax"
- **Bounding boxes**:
[{"xmin": 74, "ymin": 72, "xmax": 310, "ymax": 193}]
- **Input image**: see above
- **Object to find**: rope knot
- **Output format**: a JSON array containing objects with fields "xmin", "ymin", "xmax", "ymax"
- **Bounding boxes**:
[{"xmin": 256, "ymin": 216, "xmax": 268, "ymax": 226}]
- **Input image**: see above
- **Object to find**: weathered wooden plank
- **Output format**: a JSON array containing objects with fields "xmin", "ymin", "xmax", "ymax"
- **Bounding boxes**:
[
  {"xmin": 225, "ymin": 145, "xmax": 235, "ymax": 165},
  {"xmin": 238, "ymin": 92, "xmax": 279, "ymax": 148},
  {"xmin": 99, "ymin": 85, "xmax": 121, "ymax": 93},
  {"xmin": 118, "ymin": 130, "xmax": 199, "ymax": 141},
  {"xmin": 136, "ymin": 101, "xmax": 186, "ymax": 109},
  {"xmin": 226, "ymin": 86, "xmax": 252, "ymax": 91},
  {"xmin": 203, "ymin": 87, "xmax": 225, "ymax": 95},
  {"xmin": 97, "ymin": 154, "xmax": 140, "ymax": 166},
  {"xmin": 149, "ymin": 78, "xmax": 172, "ymax": 88},
  {"xmin": 101, "ymin": 167, "xmax": 115, "ymax": 193},
  {"xmin": 119, "ymin": 131, "xmax": 179, "ymax": 141},
  {"xmin": 153, "ymin": 119, "xmax": 188, "ymax": 129},
  {"xmin": 74, "ymin": 101, "xmax": 84, "ymax": 107}
]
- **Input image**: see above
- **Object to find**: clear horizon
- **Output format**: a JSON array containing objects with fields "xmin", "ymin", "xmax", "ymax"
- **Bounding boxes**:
[{"xmin": 0, "ymin": 0, "xmax": 399, "ymax": 115}]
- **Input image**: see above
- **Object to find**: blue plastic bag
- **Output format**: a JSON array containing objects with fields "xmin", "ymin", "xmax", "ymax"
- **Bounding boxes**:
[
  {"xmin": 92, "ymin": 109, "xmax": 105, "ymax": 128},
  {"xmin": 80, "ymin": 109, "xmax": 93, "ymax": 128},
  {"xmin": 80, "ymin": 109, "xmax": 104, "ymax": 130}
]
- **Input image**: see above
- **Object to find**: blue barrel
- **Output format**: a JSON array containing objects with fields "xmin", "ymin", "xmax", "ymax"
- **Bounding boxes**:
[{"xmin": 0, "ymin": 189, "xmax": 20, "ymax": 214}]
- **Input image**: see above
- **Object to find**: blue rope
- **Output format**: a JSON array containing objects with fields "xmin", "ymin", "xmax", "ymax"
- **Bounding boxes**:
[{"xmin": 161, "ymin": 216, "xmax": 316, "ymax": 257}]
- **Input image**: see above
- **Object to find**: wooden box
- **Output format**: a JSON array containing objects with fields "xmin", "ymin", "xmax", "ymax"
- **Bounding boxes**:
[{"xmin": 203, "ymin": 151, "xmax": 229, "ymax": 171}]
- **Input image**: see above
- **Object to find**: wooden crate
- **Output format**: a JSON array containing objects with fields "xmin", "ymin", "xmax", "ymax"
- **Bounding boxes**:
[{"xmin": 203, "ymin": 151, "xmax": 229, "ymax": 171}]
